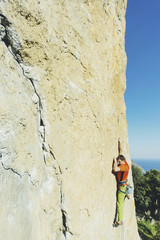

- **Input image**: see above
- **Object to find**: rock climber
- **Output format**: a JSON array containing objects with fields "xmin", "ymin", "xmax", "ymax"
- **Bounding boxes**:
[{"xmin": 112, "ymin": 154, "xmax": 129, "ymax": 227}]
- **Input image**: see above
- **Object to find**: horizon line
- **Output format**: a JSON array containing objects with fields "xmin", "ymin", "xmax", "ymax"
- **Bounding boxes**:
[{"xmin": 132, "ymin": 158, "xmax": 160, "ymax": 161}]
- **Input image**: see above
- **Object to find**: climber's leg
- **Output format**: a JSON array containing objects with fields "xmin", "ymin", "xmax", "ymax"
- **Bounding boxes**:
[{"xmin": 117, "ymin": 186, "xmax": 126, "ymax": 222}]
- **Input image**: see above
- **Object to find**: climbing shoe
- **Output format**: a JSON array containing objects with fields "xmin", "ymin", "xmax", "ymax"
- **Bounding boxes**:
[{"xmin": 113, "ymin": 221, "xmax": 123, "ymax": 227}]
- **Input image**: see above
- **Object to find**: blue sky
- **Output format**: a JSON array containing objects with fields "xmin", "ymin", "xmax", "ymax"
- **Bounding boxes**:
[{"xmin": 125, "ymin": 0, "xmax": 160, "ymax": 159}]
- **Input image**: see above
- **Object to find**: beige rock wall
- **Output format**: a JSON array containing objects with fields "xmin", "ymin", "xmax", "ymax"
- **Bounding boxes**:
[{"xmin": 0, "ymin": 1, "xmax": 139, "ymax": 239}]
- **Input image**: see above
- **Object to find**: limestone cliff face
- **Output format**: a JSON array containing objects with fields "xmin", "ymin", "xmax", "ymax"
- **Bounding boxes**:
[{"xmin": 0, "ymin": 1, "xmax": 139, "ymax": 240}]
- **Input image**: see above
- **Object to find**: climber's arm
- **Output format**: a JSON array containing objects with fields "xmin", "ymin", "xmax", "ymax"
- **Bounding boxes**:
[{"xmin": 113, "ymin": 158, "xmax": 121, "ymax": 172}]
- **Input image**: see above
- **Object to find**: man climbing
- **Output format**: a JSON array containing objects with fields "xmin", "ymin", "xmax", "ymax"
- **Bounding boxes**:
[{"xmin": 113, "ymin": 154, "xmax": 129, "ymax": 227}]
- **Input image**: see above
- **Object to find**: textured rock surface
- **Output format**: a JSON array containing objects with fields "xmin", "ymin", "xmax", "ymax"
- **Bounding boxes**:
[{"xmin": 0, "ymin": 1, "xmax": 139, "ymax": 239}]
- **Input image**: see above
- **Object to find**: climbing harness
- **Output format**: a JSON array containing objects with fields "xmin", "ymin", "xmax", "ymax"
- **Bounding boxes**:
[
  {"xmin": 118, "ymin": 178, "xmax": 132, "ymax": 198},
  {"xmin": 119, "ymin": 183, "xmax": 132, "ymax": 197},
  {"xmin": 118, "ymin": 179, "xmax": 128, "ymax": 185}
]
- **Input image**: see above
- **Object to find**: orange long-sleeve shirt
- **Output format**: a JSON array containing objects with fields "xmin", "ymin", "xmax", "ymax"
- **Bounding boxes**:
[{"xmin": 116, "ymin": 160, "xmax": 129, "ymax": 184}]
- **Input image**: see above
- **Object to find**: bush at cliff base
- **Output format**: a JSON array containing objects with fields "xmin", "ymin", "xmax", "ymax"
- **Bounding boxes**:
[
  {"xmin": 132, "ymin": 166, "xmax": 160, "ymax": 239},
  {"xmin": 137, "ymin": 220, "xmax": 160, "ymax": 240}
]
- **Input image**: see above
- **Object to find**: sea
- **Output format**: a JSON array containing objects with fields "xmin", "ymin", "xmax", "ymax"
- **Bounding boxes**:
[{"xmin": 133, "ymin": 159, "xmax": 160, "ymax": 172}]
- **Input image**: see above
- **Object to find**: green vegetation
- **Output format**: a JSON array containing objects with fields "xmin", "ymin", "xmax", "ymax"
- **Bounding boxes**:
[
  {"xmin": 132, "ymin": 165, "xmax": 160, "ymax": 240},
  {"xmin": 137, "ymin": 220, "xmax": 160, "ymax": 240}
]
